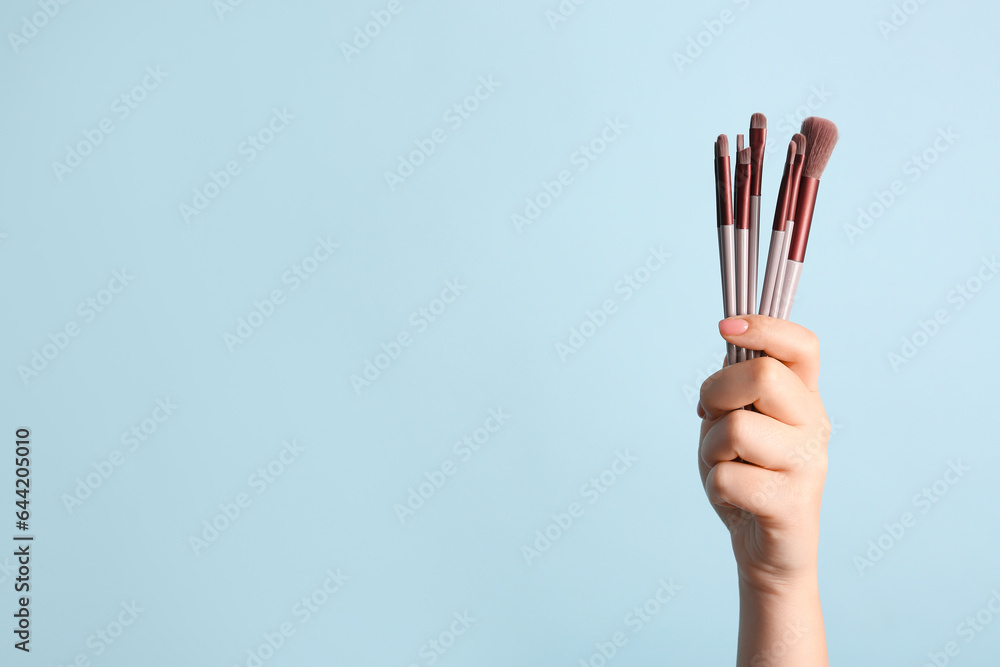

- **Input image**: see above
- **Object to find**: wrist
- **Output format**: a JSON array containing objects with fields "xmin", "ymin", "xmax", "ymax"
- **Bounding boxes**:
[
  {"xmin": 738, "ymin": 566, "xmax": 820, "ymax": 601},
  {"xmin": 736, "ymin": 569, "xmax": 827, "ymax": 667}
]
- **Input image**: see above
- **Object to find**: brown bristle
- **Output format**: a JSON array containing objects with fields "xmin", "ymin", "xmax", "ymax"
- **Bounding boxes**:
[
  {"xmin": 785, "ymin": 140, "xmax": 796, "ymax": 163},
  {"xmin": 800, "ymin": 117, "xmax": 839, "ymax": 180},
  {"xmin": 750, "ymin": 113, "xmax": 766, "ymax": 129},
  {"xmin": 737, "ymin": 134, "xmax": 745, "ymax": 153},
  {"xmin": 792, "ymin": 133, "xmax": 807, "ymax": 156},
  {"xmin": 737, "ymin": 147, "xmax": 750, "ymax": 165},
  {"xmin": 716, "ymin": 134, "xmax": 729, "ymax": 158}
]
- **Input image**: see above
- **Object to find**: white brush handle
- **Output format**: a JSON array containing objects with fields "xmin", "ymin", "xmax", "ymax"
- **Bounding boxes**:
[
  {"xmin": 777, "ymin": 259, "xmax": 803, "ymax": 320},
  {"xmin": 735, "ymin": 227, "xmax": 748, "ymax": 362},
  {"xmin": 758, "ymin": 229, "xmax": 785, "ymax": 318},
  {"xmin": 718, "ymin": 225, "xmax": 737, "ymax": 367},
  {"xmin": 768, "ymin": 220, "xmax": 795, "ymax": 318}
]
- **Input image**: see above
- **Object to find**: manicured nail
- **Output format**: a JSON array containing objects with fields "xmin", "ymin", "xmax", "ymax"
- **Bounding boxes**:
[
  {"xmin": 719, "ymin": 318, "xmax": 749, "ymax": 336},
  {"xmin": 696, "ymin": 401, "xmax": 707, "ymax": 419}
]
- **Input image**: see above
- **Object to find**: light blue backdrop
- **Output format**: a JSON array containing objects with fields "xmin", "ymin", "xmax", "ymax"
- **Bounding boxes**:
[{"xmin": 2, "ymin": 0, "xmax": 998, "ymax": 665}]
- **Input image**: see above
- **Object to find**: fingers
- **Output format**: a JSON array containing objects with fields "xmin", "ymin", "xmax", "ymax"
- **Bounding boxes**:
[
  {"xmin": 699, "ymin": 356, "xmax": 823, "ymax": 427},
  {"xmin": 718, "ymin": 315, "xmax": 821, "ymax": 391},
  {"xmin": 700, "ymin": 409, "xmax": 801, "ymax": 471},
  {"xmin": 704, "ymin": 460, "xmax": 785, "ymax": 519}
]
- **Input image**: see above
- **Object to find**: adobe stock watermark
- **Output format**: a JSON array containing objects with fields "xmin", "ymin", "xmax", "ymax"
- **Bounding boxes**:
[
  {"xmin": 51, "ymin": 65, "xmax": 168, "ymax": 182},
  {"xmin": 722, "ymin": 418, "xmax": 842, "ymax": 534},
  {"xmin": 844, "ymin": 126, "xmax": 958, "ymax": 244},
  {"xmin": 384, "ymin": 75, "xmax": 501, "ymax": 192},
  {"xmin": 511, "ymin": 117, "xmax": 627, "ymax": 234},
  {"xmin": 56, "ymin": 600, "xmax": 144, "ymax": 665},
  {"xmin": 750, "ymin": 619, "xmax": 808, "ymax": 667},
  {"xmin": 764, "ymin": 85, "xmax": 835, "ymax": 158},
  {"xmin": 223, "ymin": 236, "xmax": 339, "ymax": 352},
  {"xmin": 17, "ymin": 269, "xmax": 134, "ymax": 386},
  {"xmin": 188, "ymin": 439, "xmax": 305, "ymax": 556},
  {"xmin": 232, "ymin": 567, "xmax": 349, "ymax": 667},
  {"xmin": 61, "ymin": 398, "xmax": 179, "ymax": 514},
  {"xmin": 405, "ymin": 611, "xmax": 477, "ymax": 667},
  {"xmin": 682, "ymin": 349, "xmax": 725, "ymax": 406},
  {"xmin": 350, "ymin": 278, "xmax": 467, "ymax": 395},
  {"xmin": 394, "ymin": 408, "xmax": 511, "ymax": 524},
  {"xmin": 7, "ymin": 0, "xmax": 74, "ymax": 54},
  {"xmin": 672, "ymin": 0, "xmax": 752, "ymax": 73},
  {"xmin": 214, "ymin": 0, "xmax": 249, "ymax": 21},
  {"xmin": 340, "ymin": 0, "xmax": 416, "ymax": 63},
  {"xmin": 877, "ymin": 0, "xmax": 933, "ymax": 39},
  {"xmin": 545, "ymin": 0, "xmax": 591, "ymax": 30},
  {"xmin": 556, "ymin": 246, "xmax": 669, "ymax": 362},
  {"xmin": 521, "ymin": 449, "xmax": 638, "ymax": 566},
  {"xmin": 853, "ymin": 459, "xmax": 970, "ymax": 576},
  {"xmin": 179, "ymin": 107, "xmax": 294, "ymax": 223},
  {"xmin": 887, "ymin": 254, "xmax": 997, "ymax": 372},
  {"xmin": 917, "ymin": 588, "xmax": 1000, "ymax": 667},
  {"xmin": 578, "ymin": 578, "xmax": 682, "ymax": 667}
]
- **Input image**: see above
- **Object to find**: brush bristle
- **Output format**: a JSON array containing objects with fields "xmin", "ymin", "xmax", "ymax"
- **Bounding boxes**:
[
  {"xmin": 792, "ymin": 133, "xmax": 807, "ymax": 156},
  {"xmin": 716, "ymin": 134, "xmax": 729, "ymax": 158},
  {"xmin": 737, "ymin": 134, "xmax": 745, "ymax": 152},
  {"xmin": 737, "ymin": 147, "xmax": 750, "ymax": 165},
  {"xmin": 750, "ymin": 113, "xmax": 766, "ymax": 129},
  {"xmin": 785, "ymin": 140, "xmax": 796, "ymax": 163},
  {"xmin": 800, "ymin": 117, "xmax": 839, "ymax": 179}
]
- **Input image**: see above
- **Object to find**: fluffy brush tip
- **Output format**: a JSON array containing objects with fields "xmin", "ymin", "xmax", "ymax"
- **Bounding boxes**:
[{"xmin": 800, "ymin": 117, "xmax": 839, "ymax": 180}]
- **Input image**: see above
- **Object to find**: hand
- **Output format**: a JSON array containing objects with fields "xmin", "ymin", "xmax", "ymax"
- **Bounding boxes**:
[{"xmin": 697, "ymin": 315, "xmax": 831, "ymax": 594}]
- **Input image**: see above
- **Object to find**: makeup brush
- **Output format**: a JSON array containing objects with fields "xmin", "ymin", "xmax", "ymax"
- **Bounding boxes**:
[
  {"xmin": 747, "ymin": 113, "xmax": 766, "ymax": 358},
  {"xmin": 757, "ymin": 140, "xmax": 797, "ymax": 319},
  {"xmin": 767, "ymin": 133, "xmax": 806, "ymax": 317},
  {"xmin": 734, "ymin": 145, "xmax": 751, "ymax": 363},
  {"xmin": 775, "ymin": 117, "xmax": 839, "ymax": 319},
  {"xmin": 715, "ymin": 135, "xmax": 737, "ymax": 367}
]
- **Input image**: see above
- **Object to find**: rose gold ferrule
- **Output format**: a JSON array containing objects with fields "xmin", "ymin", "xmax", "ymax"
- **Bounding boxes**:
[
  {"xmin": 788, "ymin": 177, "xmax": 819, "ymax": 263},
  {"xmin": 786, "ymin": 153, "xmax": 805, "ymax": 223},
  {"xmin": 714, "ymin": 154, "xmax": 721, "ymax": 228},
  {"xmin": 717, "ymin": 156, "xmax": 733, "ymax": 227},
  {"xmin": 749, "ymin": 127, "xmax": 766, "ymax": 195},
  {"xmin": 771, "ymin": 161, "xmax": 791, "ymax": 232},
  {"xmin": 735, "ymin": 161, "xmax": 750, "ymax": 230}
]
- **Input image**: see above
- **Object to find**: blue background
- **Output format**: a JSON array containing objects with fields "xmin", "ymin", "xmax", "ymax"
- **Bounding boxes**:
[{"xmin": 2, "ymin": 0, "xmax": 999, "ymax": 664}]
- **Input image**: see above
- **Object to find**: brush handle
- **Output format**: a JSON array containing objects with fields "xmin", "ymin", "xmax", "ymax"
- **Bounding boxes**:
[
  {"xmin": 768, "ymin": 220, "xmax": 795, "ymax": 317},
  {"xmin": 758, "ymin": 229, "xmax": 785, "ymax": 319},
  {"xmin": 748, "ymin": 196, "xmax": 761, "ymax": 358},
  {"xmin": 735, "ymin": 227, "xmax": 748, "ymax": 363},
  {"xmin": 776, "ymin": 260, "xmax": 803, "ymax": 320},
  {"xmin": 718, "ymin": 225, "xmax": 737, "ymax": 368}
]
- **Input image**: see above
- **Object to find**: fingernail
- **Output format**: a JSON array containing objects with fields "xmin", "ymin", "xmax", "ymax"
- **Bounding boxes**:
[
  {"xmin": 696, "ymin": 401, "xmax": 707, "ymax": 419},
  {"xmin": 719, "ymin": 318, "xmax": 749, "ymax": 336}
]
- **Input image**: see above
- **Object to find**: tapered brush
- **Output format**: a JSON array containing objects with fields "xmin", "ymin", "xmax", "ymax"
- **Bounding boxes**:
[
  {"xmin": 768, "ymin": 133, "xmax": 806, "ymax": 317},
  {"xmin": 715, "ymin": 135, "xmax": 737, "ymax": 367},
  {"xmin": 758, "ymin": 140, "xmax": 797, "ymax": 318},
  {"xmin": 734, "ymin": 146, "xmax": 751, "ymax": 363},
  {"xmin": 747, "ymin": 113, "xmax": 766, "ymax": 358},
  {"xmin": 775, "ymin": 117, "xmax": 839, "ymax": 319}
]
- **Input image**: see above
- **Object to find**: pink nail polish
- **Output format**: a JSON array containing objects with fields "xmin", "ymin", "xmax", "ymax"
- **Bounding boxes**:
[{"xmin": 719, "ymin": 318, "xmax": 749, "ymax": 336}]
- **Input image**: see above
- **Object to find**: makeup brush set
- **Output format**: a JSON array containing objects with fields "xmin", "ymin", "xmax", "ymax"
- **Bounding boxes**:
[{"xmin": 713, "ymin": 114, "xmax": 839, "ymax": 364}]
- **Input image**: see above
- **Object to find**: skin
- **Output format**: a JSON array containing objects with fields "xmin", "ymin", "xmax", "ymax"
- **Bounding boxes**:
[{"xmin": 697, "ymin": 315, "xmax": 830, "ymax": 666}]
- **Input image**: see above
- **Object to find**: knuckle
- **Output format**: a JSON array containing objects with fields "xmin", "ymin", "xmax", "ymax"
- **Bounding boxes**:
[
  {"xmin": 720, "ymin": 409, "xmax": 749, "ymax": 443},
  {"xmin": 711, "ymin": 462, "xmax": 735, "ymax": 495},
  {"xmin": 751, "ymin": 356, "xmax": 783, "ymax": 388},
  {"xmin": 803, "ymin": 329, "xmax": 821, "ymax": 358}
]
